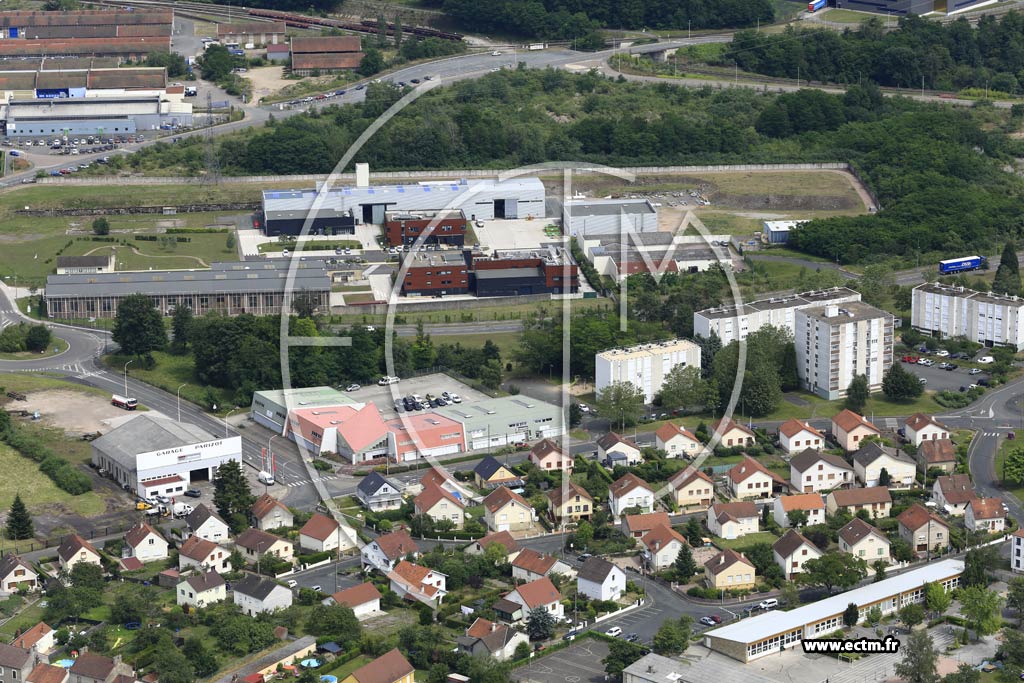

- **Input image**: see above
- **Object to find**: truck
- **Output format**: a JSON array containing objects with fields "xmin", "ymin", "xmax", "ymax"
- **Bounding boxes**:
[
  {"xmin": 111, "ymin": 394, "xmax": 138, "ymax": 410},
  {"xmin": 938, "ymin": 255, "xmax": 986, "ymax": 274},
  {"xmin": 172, "ymin": 502, "xmax": 194, "ymax": 518},
  {"xmin": 258, "ymin": 470, "xmax": 275, "ymax": 486},
  {"xmin": 184, "ymin": 86, "xmax": 198, "ymax": 97},
  {"xmin": 808, "ymin": 0, "xmax": 827, "ymax": 10}
]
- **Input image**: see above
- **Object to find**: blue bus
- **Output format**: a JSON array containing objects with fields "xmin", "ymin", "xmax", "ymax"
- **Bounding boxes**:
[{"xmin": 938, "ymin": 255, "xmax": 986, "ymax": 274}]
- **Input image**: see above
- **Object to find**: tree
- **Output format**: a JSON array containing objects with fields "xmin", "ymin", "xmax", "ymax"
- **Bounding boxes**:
[
  {"xmin": 226, "ymin": 232, "xmax": 236, "ymax": 250},
  {"xmin": 212, "ymin": 460, "xmax": 255, "ymax": 533},
  {"xmin": 845, "ymin": 374, "xmax": 869, "ymax": 413},
  {"xmin": 659, "ymin": 365, "xmax": 709, "ymax": 412},
  {"xmin": 959, "ymin": 586, "xmax": 1003, "ymax": 638},
  {"xmin": 943, "ymin": 663, "xmax": 980, "ymax": 683},
  {"xmin": 963, "ymin": 546, "xmax": 997, "ymax": 587},
  {"xmin": 779, "ymin": 342, "xmax": 800, "ymax": 391},
  {"xmin": 596, "ymin": 381, "xmax": 645, "ymax": 430},
  {"xmin": 199, "ymin": 44, "xmax": 235, "ymax": 81},
  {"xmin": 673, "ymin": 543, "xmax": 697, "ymax": 579},
  {"xmin": 652, "ymin": 620, "xmax": 688, "ymax": 655},
  {"xmin": 684, "ymin": 517, "xmax": 703, "ymax": 547},
  {"xmin": 183, "ymin": 637, "xmax": 218, "ymax": 677},
  {"xmin": 872, "ymin": 559, "xmax": 887, "ymax": 583},
  {"xmin": 787, "ymin": 509, "xmax": 809, "ymax": 527},
  {"xmin": 859, "ymin": 263, "xmax": 896, "ymax": 306},
  {"xmin": 925, "ymin": 581, "xmax": 952, "ymax": 616},
  {"xmin": 899, "ymin": 602, "xmax": 925, "ymax": 628},
  {"xmin": 992, "ymin": 241, "xmax": 1021, "ymax": 295},
  {"xmin": 573, "ymin": 520, "xmax": 594, "ymax": 550},
  {"xmin": 779, "ymin": 581, "xmax": 800, "ymax": 608},
  {"xmin": 895, "ymin": 629, "xmax": 939, "ymax": 683},
  {"xmin": 526, "ymin": 606, "xmax": 555, "ymax": 641},
  {"xmin": 878, "ymin": 467, "xmax": 891, "ymax": 487},
  {"xmin": 865, "ymin": 605, "xmax": 883, "ymax": 626},
  {"xmin": 112, "ymin": 293, "xmax": 166, "ymax": 356},
  {"xmin": 882, "ymin": 362, "xmax": 923, "ymax": 400},
  {"xmin": 1002, "ymin": 447, "xmax": 1024, "ymax": 486},
  {"xmin": 306, "ymin": 605, "xmax": 361, "ymax": 646},
  {"xmin": 5, "ymin": 494, "xmax": 32, "ymax": 540},
  {"xmin": 513, "ymin": 641, "xmax": 531, "ymax": 661},
  {"xmin": 843, "ymin": 602, "xmax": 859, "ymax": 627},
  {"xmin": 153, "ymin": 647, "xmax": 194, "ymax": 683},
  {"xmin": 92, "ymin": 217, "xmax": 110, "ymax": 236},
  {"xmin": 25, "ymin": 325, "xmax": 51, "ymax": 353},
  {"xmin": 603, "ymin": 639, "xmax": 644, "ymax": 680},
  {"xmin": 800, "ymin": 552, "xmax": 867, "ymax": 592},
  {"xmin": 1007, "ymin": 577, "xmax": 1024, "ymax": 625},
  {"xmin": 359, "ymin": 49, "xmax": 386, "ymax": 76},
  {"xmin": 69, "ymin": 563, "xmax": 104, "ymax": 592},
  {"xmin": 171, "ymin": 304, "xmax": 193, "ymax": 350},
  {"xmin": 480, "ymin": 359, "xmax": 503, "ymax": 389},
  {"xmin": 569, "ymin": 402, "xmax": 582, "ymax": 427}
]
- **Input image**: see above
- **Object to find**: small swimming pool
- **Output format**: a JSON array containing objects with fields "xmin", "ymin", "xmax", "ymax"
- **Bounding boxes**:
[
  {"xmin": 319, "ymin": 676, "xmax": 337, "ymax": 683},
  {"xmin": 54, "ymin": 660, "xmax": 75, "ymax": 669}
]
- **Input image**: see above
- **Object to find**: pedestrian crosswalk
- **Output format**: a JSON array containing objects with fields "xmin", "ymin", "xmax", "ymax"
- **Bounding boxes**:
[{"xmin": 286, "ymin": 474, "xmax": 342, "ymax": 488}]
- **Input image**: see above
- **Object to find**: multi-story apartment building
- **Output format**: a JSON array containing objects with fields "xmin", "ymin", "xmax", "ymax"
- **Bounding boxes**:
[
  {"xmin": 693, "ymin": 287, "xmax": 861, "ymax": 345},
  {"xmin": 595, "ymin": 339, "xmax": 701, "ymax": 404},
  {"xmin": 795, "ymin": 302, "xmax": 894, "ymax": 400},
  {"xmin": 911, "ymin": 282, "xmax": 1024, "ymax": 350}
]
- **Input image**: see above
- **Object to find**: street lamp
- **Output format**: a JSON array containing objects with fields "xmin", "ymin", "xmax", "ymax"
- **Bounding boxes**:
[
  {"xmin": 176, "ymin": 383, "xmax": 187, "ymax": 422},
  {"xmin": 224, "ymin": 407, "xmax": 240, "ymax": 438},
  {"xmin": 123, "ymin": 359, "xmax": 134, "ymax": 397}
]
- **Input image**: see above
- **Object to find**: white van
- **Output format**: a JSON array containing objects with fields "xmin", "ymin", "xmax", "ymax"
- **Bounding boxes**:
[
  {"xmin": 759, "ymin": 598, "xmax": 779, "ymax": 610},
  {"xmin": 377, "ymin": 375, "xmax": 400, "ymax": 385},
  {"xmin": 258, "ymin": 470, "xmax": 275, "ymax": 486}
]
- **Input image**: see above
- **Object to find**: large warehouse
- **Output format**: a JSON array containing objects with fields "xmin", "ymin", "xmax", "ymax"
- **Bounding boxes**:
[
  {"xmin": 44, "ymin": 260, "xmax": 330, "ymax": 319},
  {"xmin": 704, "ymin": 559, "xmax": 963, "ymax": 662},
  {"xmin": 0, "ymin": 10, "xmax": 173, "ymax": 39},
  {"xmin": 92, "ymin": 414, "xmax": 243, "ymax": 500},
  {"xmin": 261, "ymin": 178, "xmax": 546, "ymax": 236},
  {"xmin": 435, "ymin": 396, "xmax": 564, "ymax": 451},
  {"xmin": 562, "ymin": 198, "xmax": 658, "ymax": 237},
  {"xmin": 2, "ymin": 93, "xmax": 191, "ymax": 136},
  {"xmin": 833, "ymin": 0, "xmax": 988, "ymax": 16}
]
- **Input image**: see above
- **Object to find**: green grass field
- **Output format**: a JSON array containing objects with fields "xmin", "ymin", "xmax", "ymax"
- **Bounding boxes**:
[
  {"xmin": 430, "ymin": 332, "xmax": 522, "ymax": 358},
  {"xmin": 820, "ymin": 8, "xmax": 877, "ymax": 23},
  {"xmin": 332, "ymin": 297, "xmax": 609, "ymax": 325},
  {"xmin": 0, "ymin": 443, "xmax": 106, "ymax": 516},
  {"xmin": 713, "ymin": 531, "xmax": 781, "ymax": 549},
  {"xmin": 103, "ymin": 352, "xmax": 236, "ymax": 414},
  {"xmin": 995, "ymin": 438, "xmax": 1024, "ymax": 504}
]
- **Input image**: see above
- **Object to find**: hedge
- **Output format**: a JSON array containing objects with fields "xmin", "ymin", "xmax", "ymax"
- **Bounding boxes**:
[
  {"xmin": 3, "ymin": 424, "xmax": 92, "ymax": 495},
  {"xmin": 296, "ymin": 551, "xmax": 332, "ymax": 565},
  {"xmin": 166, "ymin": 228, "xmax": 230, "ymax": 234}
]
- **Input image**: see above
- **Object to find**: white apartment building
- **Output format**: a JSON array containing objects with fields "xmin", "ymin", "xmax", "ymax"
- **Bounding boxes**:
[
  {"xmin": 595, "ymin": 339, "xmax": 701, "ymax": 404},
  {"xmin": 911, "ymin": 282, "xmax": 1024, "ymax": 350},
  {"xmin": 694, "ymin": 287, "xmax": 861, "ymax": 345},
  {"xmin": 795, "ymin": 302, "xmax": 894, "ymax": 400}
]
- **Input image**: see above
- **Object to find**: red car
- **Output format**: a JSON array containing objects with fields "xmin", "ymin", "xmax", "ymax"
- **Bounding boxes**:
[
  {"xmin": 901, "ymin": 355, "xmax": 919, "ymax": 363},
  {"xmin": 514, "ymin": 441, "xmax": 530, "ymax": 450}
]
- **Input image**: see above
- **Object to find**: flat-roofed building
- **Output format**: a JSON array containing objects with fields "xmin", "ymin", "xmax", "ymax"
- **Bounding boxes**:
[
  {"xmin": 216, "ymin": 22, "xmax": 285, "ymax": 45},
  {"xmin": 595, "ymin": 339, "xmax": 700, "ymax": 404},
  {"xmin": 400, "ymin": 251, "xmax": 470, "ymax": 297},
  {"xmin": 795, "ymin": 301, "xmax": 894, "ymax": 400},
  {"xmin": 435, "ymin": 395, "xmax": 564, "ymax": 450},
  {"xmin": 562, "ymin": 198, "xmax": 657, "ymax": 236},
  {"xmin": 576, "ymin": 232, "xmax": 718, "ymax": 282},
  {"xmin": 704, "ymin": 559, "xmax": 963, "ymax": 662},
  {"xmin": 912, "ymin": 281, "xmax": 1024, "ymax": 350},
  {"xmin": 762, "ymin": 220, "xmax": 807, "ymax": 244},
  {"xmin": 3, "ymin": 92, "xmax": 190, "ymax": 136},
  {"xmin": 44, "ymin": 260, "xmax": 329, "ymax": 319},
  {"xmin": 55, "ymin": 254, "xmax": 114, "ymax": 275},
  {"xmin": 385, "ymin": 209, "xmax": 467, "ymax": 247},
  {"xmin": 250, "ymin": 386, "xmax": 357, "ymax": 433},
  {"xmin": 471, "ymin": 247, "xmax": 578, "ymax": 297},
  {"xmin": 695, "ymin": 287, "xmax": 861, "ymax": 345}
]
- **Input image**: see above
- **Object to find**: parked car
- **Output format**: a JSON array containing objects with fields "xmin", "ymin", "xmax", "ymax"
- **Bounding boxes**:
[
  {"xmin": 945, "ymin": 364, "xmax": 958, "ymax": 371},
  {"xmin": 978, "ymin": 378, "xmax": 991, "ymax": 387},
  {"xmin": 978, "ymin": 356, "xmax": 995, "ymax": 364},
  {"xmin": 937, "ymin": 362, "xmax": 950, "ymax": 370},
  {"xmin": 901, "ymin": 355, "xmax": 919, "ymax": 363},
  {"xmin": 699, "ymin": 616, "xmax": 716, "ymax": 626},
  {"xmin": 449, "ymin": 393, "xmax": 462, "ymax": 403},
  {"xmin": 969, "ymin": 368, "xmax": 983, "ymax": 375},
  {"xmin": 919, "ymin": 377, "xmax": 927, "ymax": 384},
  {"xmin": 577, "ymin": 553, "xmax": 593, "ymax": 562},
  {"xmin": 605, "ymin": 627, "xmax": 622, "ymax": 638},
  {"xmin": 184, "ymin": 489, "xmax": 202, "ymax": 498},
  {"xmin": 626, "ymin": 634, "xmax": 640, "ymax": 643},
  {"xmin": 345, "ymin": 383, "xmax": 361, "ymax": 392},
  {"xmin": 935, "ymin": 349, "xmax": 949, "ymax": 357}
]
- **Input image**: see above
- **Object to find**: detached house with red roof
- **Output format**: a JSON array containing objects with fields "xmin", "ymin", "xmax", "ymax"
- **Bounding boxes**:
[
  {"xmin": 361, "ymin": 530, "xmax": 420, "ymax": 574},
  {"xmin": 831, "ymin": 409, "xmax": 880, "ymax": 452},
  {"xmin": 965, "ymin": 498, "xmax": 1005, "ymax": 533},
  {"xmin": 457, "ymin": 618, "xmax": 529, "ymax": 662},
  {"xmin": 510, "ymin": 548, "xmax": 572, "ymax": 582},
  {"xmin": 778, "ymin": 420, "xmax": 825, "ymax": 454},
  {"xmin": 898, "ymin": 504, "xmax": 949, "ymax": 556},
  {"xmin": 123, "ymin": 522, "xmax": 168, "ymax": 563},
  {"xmin": 707, "ymin": 501, "xmax": 759, "ymax": 540},
  {"xmin": 623, "ymin": 512, "xmax": 672, "ymax": 539},
  {"xmin": 175, "ymin": 571, "xmax": 226, "ymax": 609},
  {"xmin": 711, "ymin": 418, "xmax": 755, "ymax": 448},
  {"xmin": 286, "ymin": 404, "xmax": 391, "ymax": 463},
  {"xmin": 483, "ymin": 487, "xmax": 535, "ymax": 533},
  {"xmin": 388, "ymin": 560, "xmax": 446, "ymax": 607},
  {"xmin": 497, "ymin": 577, "xmax": 563, "ymax": 623},
  {"xmin": 528, "ymin": 438, "xmax": 573, "ymax": 472},
  {"xmin": 27, "ymin": 663, "xmax": 67, "ymax": 683},
  {"xmin": 641, "ymin": 524, "xmax": 688, "ymax": 571},
  {"xmin": 772, "ymin": 493, "xmax": 825, "ymax": 528},
  {"xmin": 414, "ymin": 483, "xmax": 465, "ymax": 529},
  {"xmin": 598, "ymin": 432, "xmax": 642, "ymax": 467},
  {"xmin": 464, "ymin": 531, "xmax": 520, "ymax": 564},
  {"xmin": 904, "ymin": 414, "xmax": 950, "ymax": 447},
  {"xmin": 57, "ymin": 535, "xmax": 101, "ymax": 573},
  {"xmin": 608, "ymin": 473, "xmax": 655, "ymax": 517},
  {"xmin": 341, "ymin": 648, "xmax": 413, "ymax": 683},
  {"xmin": 772, "ymin": 530, "xmax": 821, "ymax": 580},
  {"xmin": 235, "ymin": 528, "xmax": 294, "ymax": 565},
  {"xmin": 547, "ymin": 482, "xmax": 594, "ymax": 523},
  {"xmin": 299, "ymin": 513, "xmax": 348, "ymax": 554},
  {"xmin": 324, "ymin": 582, "xmax": 382, "ymax": 620},
  {"xmin": 727, "ymin": 455, "xmax": 788, "ymax": 500},
  {"xmin": 932, "ymin": 474, "xmax": 977, "ymax": 516},
  {"xmin": 656, "ymin": 423, "xmax": 702, "ymax": 459},
  {"xmin": 12, "ymin": 622, "xmax": 54, "ymax": 655},
  {"xmin": 668, "ymin": 469, "xmax": 714, "ymax": 508},
  {"xmin": 178, "ymin": 535, "xmax": 230, "ymax": 573},
  {"xmin": 838, "ymin": 518, "xmax": 890, "ymax": 565},
  {"xmin": 251, "ymin": 493, "xmax": 294, "ymax": 530},
  {"xmin": 915, "ymin": 439, "xmax": 958, "ymax": 475}
]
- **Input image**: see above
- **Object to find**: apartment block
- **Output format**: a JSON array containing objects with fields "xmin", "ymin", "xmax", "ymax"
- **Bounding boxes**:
[
  {"xmin": 911, "ymin": 282, "xmax": 1024, "ymax": 350},
  {"xmin": 595, "ymin": 339, "xmax": 701, "ymax": 404}
]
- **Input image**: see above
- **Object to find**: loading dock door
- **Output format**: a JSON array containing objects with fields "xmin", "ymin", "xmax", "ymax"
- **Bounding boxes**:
[
  {"xmin": 360, "ymin": 204, "xmax": 388, "ymax": 224},
  {"xmin": 505, "ymin": 199, "xmax": 518, "ymax": 219},
  {"xmin": 494, "ymin": 199, "xmax": 506, "ymax": 219}
]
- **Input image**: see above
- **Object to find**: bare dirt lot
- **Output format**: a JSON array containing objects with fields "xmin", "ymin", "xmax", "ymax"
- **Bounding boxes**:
[
  {"xmin": 20, "ymin": 390, "xmax": 130, "ymax": 434},
  {"xmin": 246, "ymin": 66, "xmax": 294, "ymax": 101}
]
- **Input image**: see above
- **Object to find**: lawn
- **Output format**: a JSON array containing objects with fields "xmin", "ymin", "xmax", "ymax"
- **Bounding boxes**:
[
  {"xmin": 257, "ymin": 239, "xmax": 361, "ymax": 254},
  {"xmin": 820, "ymin": 8, "xmax": 877, "ymax": 22},
  {"xmin": 0, "ymin": 601, "xmax": 43, "ymax": 640},
  {"xmin": 331, "ymin": 297, "xmax": 609, "ymax": 325},
  {"xmin": 328, "ymin": 656, "xmax": 372, "ymax": 679},
  {"xmin": 103, "ymin": 351, "xmax": 236, "ymax": 413},
  {"xmin": 0, "ymin": 335, "xmax": 68, "ymax": 360},
  {"xmin": 0, "ymin": 443, "xmax": 106, "ymax": 516},
  {"xmin": 430, "ymin": 332, "xmax": 521, "ymax": 357},
  {"xmin": 712, "ymin": 531, "xmax": 780, "ymax": 549}
]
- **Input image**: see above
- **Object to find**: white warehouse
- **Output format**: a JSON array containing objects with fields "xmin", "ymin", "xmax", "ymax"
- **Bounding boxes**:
[
  {"xmin": 911, "ymin": 282, "xmax": 1024, "ymax": 350},
  {"xmin": 562, "ymin": 198, "xmax": 658, "ymax": 237},
  {"xmin": 694, "ymin": 287, "xmax": 862, "ymax": 345},
  {"xmin": 596, "ymin": 339, "xmax": 701, "ymax": 404}
]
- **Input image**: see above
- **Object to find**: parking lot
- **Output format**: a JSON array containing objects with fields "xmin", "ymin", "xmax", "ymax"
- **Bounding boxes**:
[
  {"xmin": 341, "ymin": 372, "xmax": 491, "ymax": 419},
  {"xmin": 898, "ymin": 357, "xmax": 991, "ymax": 393},
  {"xmin": 475, "ymin": 218, "xmax": 564, "ymax": 252},
  {"xmin": 512, "ymin": 639, "xmax": 610, "ymax": 683}
]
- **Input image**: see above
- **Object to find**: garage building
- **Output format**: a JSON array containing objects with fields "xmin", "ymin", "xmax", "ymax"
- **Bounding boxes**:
[
  {"xmin": 91, "ymin": 414, "xmax": 243, "ymax": 499},
  {"xmin": 562, "ymin": 198, "xmax": 658, "ymax": 237},
  {"xmin": 261, "ymin": 178, "xmax": 546, "ymax": 237},
  {"xmin": 435, "ymin": 396, "xmax": 563, "ymax": 451},
  {"xmin": 704, "ymin": 559, "xmax": 962, "ymax": 662}
]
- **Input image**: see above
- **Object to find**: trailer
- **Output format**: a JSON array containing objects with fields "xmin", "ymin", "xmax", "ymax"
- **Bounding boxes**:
[
  {"xmin": 111, "ymin": 394, "xmax": 138, "ymax": 410},
  {"xmin": 938, "ymin": 255, "xmax": 986, "ymax": 274},
  {"xmin": 808, "ymin": 0, "xmax": 827, "ymax": 11}
]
